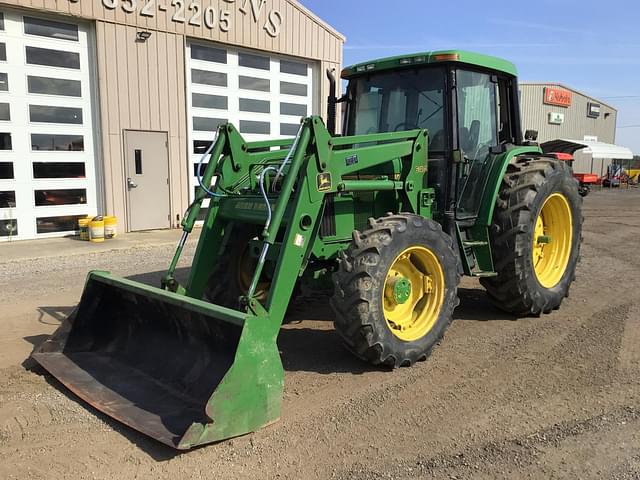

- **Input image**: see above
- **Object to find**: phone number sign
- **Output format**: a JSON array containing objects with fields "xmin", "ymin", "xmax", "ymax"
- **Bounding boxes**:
[{"xmin": 97, "ymin": 0, "xmax": 282, "ymax": 37}]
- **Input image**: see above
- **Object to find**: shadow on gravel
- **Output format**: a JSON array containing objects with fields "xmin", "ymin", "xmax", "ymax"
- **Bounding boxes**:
[
  {"xmin": 37, "ymin": 305, "xmax": 74, "ymax": 325},
  {"xmin": 125, "ymin": 266, "xmax": 192, "ymax": 288},
  {"xmin": 278, "ymin": 326, "xmax": 379, "ymax": 375},
  {"xmin": 453, "ymin": 287, "xmax": 518, "ymax": 322},
  {"xmin": 21, "ymin": 334, "xmax": 51, "ymax": 370}
]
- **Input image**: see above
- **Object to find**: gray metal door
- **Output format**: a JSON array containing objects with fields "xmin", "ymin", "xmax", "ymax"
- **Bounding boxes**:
[{"xmin": 124, "ymin": 130, "xmax": 170, "ymax": 231}]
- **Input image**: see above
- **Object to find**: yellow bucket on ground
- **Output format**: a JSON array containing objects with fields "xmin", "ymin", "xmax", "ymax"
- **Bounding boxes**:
[
  {"xmin": 89, "ymin": 217, "xmax": 105, "ymax": 243},
  {"xmin": 104, "ymin": 216, "xmax": 118, "ymax": 239},
  {"xmin": 78, "ymin": 217, "xmax": 91, "ymax": 241}
]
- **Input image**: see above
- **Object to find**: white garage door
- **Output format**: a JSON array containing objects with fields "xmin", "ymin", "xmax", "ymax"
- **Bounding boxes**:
[
  {"xmin": 186, "ymin": 41, "xmax": 314, "ymax": 212},
  {"xmin": 0, "ymin": 10, "xmax": 97, "ymax": 240}
]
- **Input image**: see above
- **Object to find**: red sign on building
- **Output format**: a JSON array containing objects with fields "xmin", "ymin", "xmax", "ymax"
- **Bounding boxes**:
[{"xmin": 544, "ymin": 87, "xmax": 572, "ymax": 107}]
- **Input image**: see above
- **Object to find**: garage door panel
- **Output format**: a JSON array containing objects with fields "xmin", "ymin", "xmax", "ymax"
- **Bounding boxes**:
[
  {"xmin": 186, "ymin": 41, "xmax": 315, "ymax": 210},
  {"xmin": 0, "ymin": 9, "xmax": 96, "ymax": 240}
]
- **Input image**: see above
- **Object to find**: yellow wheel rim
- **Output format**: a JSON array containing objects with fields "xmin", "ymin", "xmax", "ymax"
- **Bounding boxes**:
[
  {"xmin": 532, "ymin": 193, "xmax": 573, "ymax": 288},
  {"xmin": 382, "ymin": 246, "xmax": 445, "ymax": 342}
]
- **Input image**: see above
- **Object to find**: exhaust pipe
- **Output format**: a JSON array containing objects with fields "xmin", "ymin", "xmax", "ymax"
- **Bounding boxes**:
[{"xmin": 326, "ymin": 68, "xmax": 337, "ymax": 136}]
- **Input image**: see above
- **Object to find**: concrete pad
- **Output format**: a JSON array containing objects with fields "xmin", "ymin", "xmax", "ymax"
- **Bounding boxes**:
[{"xmin": 0, "ymin": 228, "xmax": 200, "ymax": 263}]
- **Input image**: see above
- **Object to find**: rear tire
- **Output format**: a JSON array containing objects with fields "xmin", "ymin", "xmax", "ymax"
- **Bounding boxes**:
[
  {"xmin": 481, "ymin": 156, "xmax": 582, "ymax": 315},
  {"xmin": 331, "ymin": 214, "xmax": 460, "ymax": 367}
]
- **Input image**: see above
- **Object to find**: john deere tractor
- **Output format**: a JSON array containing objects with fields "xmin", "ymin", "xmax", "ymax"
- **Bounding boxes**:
[{"xmin": 33, "ymin": 51, "xmax": 582, "ymax": 449}]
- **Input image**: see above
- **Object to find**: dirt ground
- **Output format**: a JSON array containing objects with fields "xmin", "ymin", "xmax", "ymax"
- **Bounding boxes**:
[{"xmin": 1, "ymin": 188, "xmax": 639, "ymax": 479}]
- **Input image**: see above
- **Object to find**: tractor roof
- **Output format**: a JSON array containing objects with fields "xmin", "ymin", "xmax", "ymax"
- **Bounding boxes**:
[{"xmin": 342, "ymin": 50, "xmax": 517, "ymax": 78}]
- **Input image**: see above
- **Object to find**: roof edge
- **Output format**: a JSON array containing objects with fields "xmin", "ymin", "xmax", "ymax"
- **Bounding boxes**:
[
  {"xmin": 519, "ymin": 82, "xmax": 617, "ymax": 111},
  {"xmin": 288, "ymin": 0, "xmax": 346, "ymax": 42},
  {"xmin": 343, "ymin": 50, "xmax": 517, "ymax": 78}
]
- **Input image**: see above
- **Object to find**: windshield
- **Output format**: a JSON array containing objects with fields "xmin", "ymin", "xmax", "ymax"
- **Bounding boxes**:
[{"xmin": 345, "ymin": 67, "xmax": 447, "ymax": 150}]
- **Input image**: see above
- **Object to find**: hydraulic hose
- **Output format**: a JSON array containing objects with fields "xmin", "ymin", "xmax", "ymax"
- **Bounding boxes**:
[
  {"xmin": 259, "ymin": 166, "xmax": 279, "ymax": 231},
  {"xmin": 196, "ymin": 131, "xmax": 225, "ymax": 198},
  {"xmin": 247, "ymin": 165, "xmax": 278, "ymax": 300},
  {"xmin": 272, "ymin": 123, "xmax": 304, "ymax": 191}
]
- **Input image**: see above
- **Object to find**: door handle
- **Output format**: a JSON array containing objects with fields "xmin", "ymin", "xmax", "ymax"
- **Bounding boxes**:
[{"xmin": 127, "ymin": 177, "xmax": 138, "ymax": 189}]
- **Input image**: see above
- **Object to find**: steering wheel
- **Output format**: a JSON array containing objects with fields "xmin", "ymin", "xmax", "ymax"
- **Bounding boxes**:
[{"xmin": 393, "ymin": 122, "xmax": 419, "ymax": 132}]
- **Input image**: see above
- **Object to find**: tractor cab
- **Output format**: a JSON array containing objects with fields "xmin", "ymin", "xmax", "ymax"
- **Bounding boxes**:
[{"xmin": 340, "ymin": 51, "xmax": 523, "ymax": 224}]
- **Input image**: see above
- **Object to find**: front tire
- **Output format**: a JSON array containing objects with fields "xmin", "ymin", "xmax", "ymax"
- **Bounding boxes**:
[
  {"xmin": 204, "ymin": 225, "xmax": 270, "ymax": 309},
  {"xmin": 481, "ymin": 156, "xmax": 582, "ymax": 315},
  {"xmin": 331, "ymin": 214, "xmax": 460, "ymax": 367}
]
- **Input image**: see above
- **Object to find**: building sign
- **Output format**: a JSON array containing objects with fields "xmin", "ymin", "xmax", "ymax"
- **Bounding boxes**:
[
  {"xmin": 548, "ymin": 112, "xmax": 565, "ymax": 125},
  {"xmin": 97, "ymin": 0, "xmax": 282, "ymax": 37},
  {"xmin": 584, "ymin": 135, "xmax": 598, "ymax": 142},
  {"xmin": 587, "ymin": 102, "xmax": 601, "ymax": 118},
  {"xmin": 544, "ymin": 87, "xmax": 572, "ymax": 108}
]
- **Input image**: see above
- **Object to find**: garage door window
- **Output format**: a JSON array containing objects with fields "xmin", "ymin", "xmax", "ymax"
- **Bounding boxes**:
[
  {"xmin": 31, "ymin": 134, "xmax": 84, "ymax": 151},
  {"xmin": 239, "ymin": 76, "xmax": 270, "ymax": 92},
  {"xmin": 26, "ymin": 46, "xmax": 80, "ymax": 69},
  {"xmin": 0, "ymin": 162, "xmax": 13, "ymax": 178},
  {"xmin": 28, "ymin": 76, "xmax": 81, "ymax": 97},
  {"xmin": 30, "ymin": 105, "xmax": 83, "ymax": 124},
  {"xmin": 0, "ymin": 219, "xmax": 17, "ymax": 236},
  {"xmin": 192, "ymin": 93, "xmax": 227, "ymax": 110},
  {"xmin": 0, "ymin": 190, "xmax": 15, "ymax": 207},
  {"xmin": 24, "ymin": 16, "xmax": 78, "ymax": 41},
  {"xmin": 239, "ymin": 53, "xmax": 270, "ymax": 70},
  {"xmin": 192, "ymin": 69, "xmax": 227, "ymax": 87},
  {"xmin": 191, "ymin": 44, "xmax": 226, "ymax": 64}
]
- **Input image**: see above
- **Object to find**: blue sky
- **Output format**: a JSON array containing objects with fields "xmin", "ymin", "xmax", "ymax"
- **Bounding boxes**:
[{"xmin": 300, "ymin": 0, "xmax": 640, "ymax": 154}]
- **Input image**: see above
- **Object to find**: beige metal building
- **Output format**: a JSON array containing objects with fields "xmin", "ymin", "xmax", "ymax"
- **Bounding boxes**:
[
  {"xmin": 0, "ymin": 0, "xmax": 344, "ymax": 240},
  {"xmin": 519, "ymin": 82, "xmax": 632, "ymax": 176}
]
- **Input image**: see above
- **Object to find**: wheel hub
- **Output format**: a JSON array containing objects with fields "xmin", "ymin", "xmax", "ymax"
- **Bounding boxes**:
[{"xmin": 385, "ymin": 276, "xmax": 412, "ymax": 305}]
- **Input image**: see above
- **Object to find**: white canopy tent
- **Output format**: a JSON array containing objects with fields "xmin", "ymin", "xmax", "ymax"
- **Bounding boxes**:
[{"xmin": 541, "ymin": 139, "xmax": 634, "ymax": 160}]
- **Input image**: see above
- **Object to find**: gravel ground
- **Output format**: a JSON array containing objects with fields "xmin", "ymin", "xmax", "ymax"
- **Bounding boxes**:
[{"xmin": 0, "ymin": 188, "xmax": 639, "ymax": 479}]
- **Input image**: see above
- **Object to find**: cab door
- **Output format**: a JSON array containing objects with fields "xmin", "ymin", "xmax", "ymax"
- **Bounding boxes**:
[{"xmin": 454, "ymin": 70, "xmax": 516, "ymax": 220}]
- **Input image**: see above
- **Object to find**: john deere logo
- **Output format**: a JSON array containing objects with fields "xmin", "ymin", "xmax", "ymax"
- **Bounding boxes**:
[{"xmin": 317, "ymin": 173, "xmax": 332, "ymax": 192}]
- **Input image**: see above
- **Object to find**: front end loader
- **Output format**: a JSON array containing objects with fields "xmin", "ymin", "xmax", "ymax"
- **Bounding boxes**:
[{"xmin": 33, "ymin": 51, "xmax": 582, "ymax": 449}]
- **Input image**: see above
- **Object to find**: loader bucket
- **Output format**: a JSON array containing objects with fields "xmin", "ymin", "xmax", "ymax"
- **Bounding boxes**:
[{"xmin": 32, "ymin": 271, "xmax": 284, "ymax": 450}]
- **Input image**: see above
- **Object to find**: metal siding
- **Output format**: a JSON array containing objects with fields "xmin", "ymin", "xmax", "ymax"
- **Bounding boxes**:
[
  {"xmin": 520, "ymin": 84, "xmax": 617, "ymax": 145},
  {"xmin": 520, "ymin": 83, "xmax": 618, "ymax": 174},
  {"xmin": 0, "ymin": 0, "xmax": 343, "ymax": 62},
  {"xmin": 95, "ymin": 23, "xmax": 188, "ymax": 231}
]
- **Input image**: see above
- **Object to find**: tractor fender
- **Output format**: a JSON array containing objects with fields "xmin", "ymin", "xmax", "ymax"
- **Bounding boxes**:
[{"xmin": 476, "ymin": 146, "xmax": 543, "ymax": 227}]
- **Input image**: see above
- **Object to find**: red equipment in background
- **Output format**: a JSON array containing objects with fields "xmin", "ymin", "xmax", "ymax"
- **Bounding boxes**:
[{"xmin": 548, "ymin": 152, "xmax": 598, "ymax": 197}]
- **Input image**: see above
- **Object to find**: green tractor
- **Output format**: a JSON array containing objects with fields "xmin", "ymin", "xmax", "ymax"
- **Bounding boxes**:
[{"xmin": 33, "ymin": 50, "xmax": 582, "ymax": 449}]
